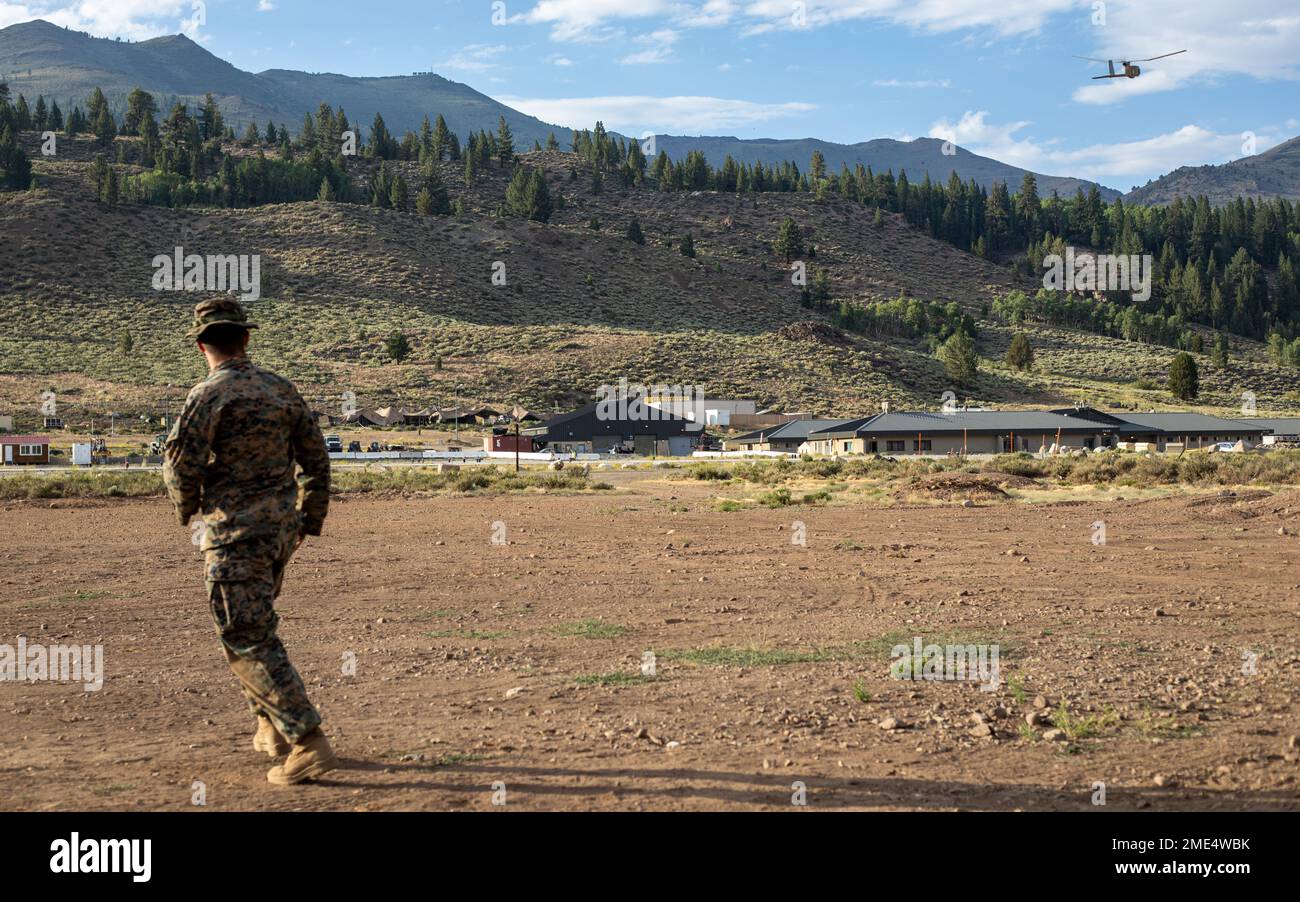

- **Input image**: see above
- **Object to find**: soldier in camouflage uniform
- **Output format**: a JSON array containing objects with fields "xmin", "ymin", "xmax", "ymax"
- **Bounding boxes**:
[{"xmin": 164, "ymin": 298, "xmax": 340, "ymax": 785}]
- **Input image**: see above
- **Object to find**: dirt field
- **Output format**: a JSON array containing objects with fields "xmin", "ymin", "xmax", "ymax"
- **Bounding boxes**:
[{"xmin": 2, "ymin": 473, "xmax": 1298, "ymax": 811}]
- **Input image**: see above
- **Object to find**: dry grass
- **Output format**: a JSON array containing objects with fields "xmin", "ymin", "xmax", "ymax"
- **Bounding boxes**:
[{"xmin": 2, "ymin": 149, "xmax": 1294, "ymax": 432}]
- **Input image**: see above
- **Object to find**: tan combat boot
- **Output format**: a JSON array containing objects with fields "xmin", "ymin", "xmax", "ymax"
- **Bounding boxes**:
[
  {"xmin": 267, "ymin": 728, "xmax": 340, "ymax": 785},
  {"xmin": 253, "ymin": 717, "xmax": 291, "ymax": 758}
]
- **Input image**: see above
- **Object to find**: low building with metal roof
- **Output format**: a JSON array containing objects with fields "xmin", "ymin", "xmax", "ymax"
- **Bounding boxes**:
[
  {"xmin": 1104, "ymin": 412, "xmax": 1265, "ymax": 450},
  {"xmin": 723, "ymin": 418, "xmax": 857, "ymax": 453},
  {"xmin": 523, "ymin": 403, "xmax": 703, "ymax": 456},
  {"xmin": 804, "ymin": 410, "xmax": 1116, "ymax": 456},
  {"xmin": 1230, "ymin": 417, "xmax": 1300, "ymax": 445}
]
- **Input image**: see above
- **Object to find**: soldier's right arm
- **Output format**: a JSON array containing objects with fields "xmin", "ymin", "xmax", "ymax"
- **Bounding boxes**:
[
  {"xmin": 162, "ymin": 386, "xmax": 216, "ymax": 526},
  {"xmin": 291, "ymin": 393, "xmax": 331, "ymax": 536}
]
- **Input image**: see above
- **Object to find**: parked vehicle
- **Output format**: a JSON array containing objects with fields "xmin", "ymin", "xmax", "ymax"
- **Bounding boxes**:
[{"xmin": 325, "ymin": 434, "xmax": 343, "ymax": 453}]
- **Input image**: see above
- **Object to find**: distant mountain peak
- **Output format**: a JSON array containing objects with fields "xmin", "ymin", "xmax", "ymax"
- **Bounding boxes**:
[{"xmin": 1124, "ymin": 133, "xmax": 1300, "ymax": 206}]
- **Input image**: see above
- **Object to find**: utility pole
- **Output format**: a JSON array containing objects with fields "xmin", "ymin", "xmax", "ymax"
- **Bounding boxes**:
[
  {"xmin": 511, "ymin": 404, "xmax": 527, "ymax": 474},
  {"xmin": 454, "ymin": 384, "xmax": 461, "ymax": 447}
]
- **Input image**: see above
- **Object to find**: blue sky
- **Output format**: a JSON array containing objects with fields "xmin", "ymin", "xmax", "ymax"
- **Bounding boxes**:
[{"xmin": 4, "ymin": 0, "xmax": 1298, "ymax": 190}]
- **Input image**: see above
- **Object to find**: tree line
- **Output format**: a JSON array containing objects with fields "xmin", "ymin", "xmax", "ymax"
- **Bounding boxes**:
[{"xmin": 7, "ymin": 81, "xmax": 1299, "ymax": 355}]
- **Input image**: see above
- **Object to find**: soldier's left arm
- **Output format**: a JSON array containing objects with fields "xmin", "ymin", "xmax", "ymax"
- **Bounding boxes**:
[
  {"xmin": 162, "ymin": 386, "xmax": 216, "ymax": 526},
  {"xmin": 291, "ymin": 391, "xmax": 331, "ymax": 536}
]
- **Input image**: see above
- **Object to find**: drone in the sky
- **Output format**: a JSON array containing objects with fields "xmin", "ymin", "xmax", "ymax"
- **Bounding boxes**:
[{"xmin": 1074, "ymin": 49, "xmax": 1187, "ymax": 79}]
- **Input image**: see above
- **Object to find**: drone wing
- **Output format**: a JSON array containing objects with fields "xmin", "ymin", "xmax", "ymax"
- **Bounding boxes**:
[
  {"xmin": 1131, "ymin": 50, "xmax": 1187, "ymax": 62},
  {"xmin": 1072, "ymin": 55, "xmax": 1110, "ymax": 63}
]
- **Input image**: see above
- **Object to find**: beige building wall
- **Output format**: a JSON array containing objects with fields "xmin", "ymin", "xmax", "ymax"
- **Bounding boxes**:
[{"xmin": 804, "ymin": 431, "xmax": 1109, "ymax": 456}]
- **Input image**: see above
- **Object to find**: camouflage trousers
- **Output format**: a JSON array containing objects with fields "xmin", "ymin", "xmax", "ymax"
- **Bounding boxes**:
[{"xmin": 204, "ymin": 532, "xmax": 321, "ymax": 744}]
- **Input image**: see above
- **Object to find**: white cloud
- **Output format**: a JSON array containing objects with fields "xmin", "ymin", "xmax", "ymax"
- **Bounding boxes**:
[
  {"xmin": 873, "ymin": 78, "xmax": 951, "ymax": 88},
  {"xmin": 619, "ymin": 27, "xmax": 677, "ymax": 64},
  {"xmin": 677, "ymin": 0, "xmax": 738, "ymax": 28},
  {"xmin": 257, "ymin": 0, "xmax": 274, "ymax": 11},
  {"xmin": 928, "ymin": 110, "xmax": 1284, "ymax": 190},
  {"xmin": 512, "ymin": 0, "xmax": 1300, "ymax": 110},
  {"xmin": 0, "ymin": 1, "xmax": 209, "ymax": 40},
  {"xmin": 434, "ymin": 43, "xmax": 510, "ymax": 72},
  {"xmin": 522, "ymin": 0, "xmax": 676, "ymax": 42},
  {"xmin": 548, "ymin": 54, "xmax": 574, "ymax": 66},
  {"xmin": 497, "ymin": 93, "xmax": 816, "ymax": 133},
  {"xmin": 518, "ymin": 0, "xmax": 1081, "ymax": 42},
  {"xmin": 0, "ymin": 3, "xmax": 40, "ymax": 30}
]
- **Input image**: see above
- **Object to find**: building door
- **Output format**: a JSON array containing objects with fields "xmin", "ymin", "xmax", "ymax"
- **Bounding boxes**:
[{"xmin": 3, "ymin": 445, "xmax": 11, "ymax": 464}]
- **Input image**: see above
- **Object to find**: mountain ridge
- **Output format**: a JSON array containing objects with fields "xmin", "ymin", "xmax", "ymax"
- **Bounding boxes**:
[
  {"xmin": 1124, "ymin": 135, "xmax": 1300, "ymax": 206},
  {"xmin": 2, "ymin": 18, "xmax": 1118, "ymax": 198}
]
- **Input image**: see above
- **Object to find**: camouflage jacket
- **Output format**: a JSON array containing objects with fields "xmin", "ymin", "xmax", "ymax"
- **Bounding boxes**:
[{"xmin": 163, "ymin": 357, "xmax": 330, "ymax": 550}]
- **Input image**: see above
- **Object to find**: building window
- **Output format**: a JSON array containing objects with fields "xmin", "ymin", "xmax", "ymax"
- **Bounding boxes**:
[
  {"xmin": 913, "ymin": 440, "xmax": 932, "ymax": 452},
  {"xmin": 886, "ymin": 440, "xmax": 906, "ymax": 453},
  {"xmin": 843, "ymin": 441, "xmax": 853, "ymax": 452},
  {"xmin": 20, "ymin": 444, "xmax": 44, "ymax": 456}
]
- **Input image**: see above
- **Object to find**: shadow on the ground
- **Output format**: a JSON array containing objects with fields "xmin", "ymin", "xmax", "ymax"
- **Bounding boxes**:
[{"xmin": 321, "ymin": 759, "xmax": 1298, "ymax": 811}]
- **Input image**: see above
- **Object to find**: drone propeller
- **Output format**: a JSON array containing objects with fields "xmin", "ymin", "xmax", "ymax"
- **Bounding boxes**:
[{"xmin": 1129, "ymin": 49, "xmax": 1187, "ymax": 63}]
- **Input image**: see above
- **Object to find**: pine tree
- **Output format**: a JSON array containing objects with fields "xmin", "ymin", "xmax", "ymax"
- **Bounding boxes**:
[
  {"xmin": 0, "ymin": 125, "xmax": 33, "ymax": 189},
  {"xmin": 1168, "ymin": 352, "xmax": 1199, "ymax": 400},
  {"xmin": 93, "ymin": 105, "xmax": 116, "ymax": 147},
  {"xmin": 626, "ymin": 217, "xmax": 645, "ymax": 245},
  {"xmin": 385, "ymin": 332, "xmax": 411, "ymax": 362},
  {"xmin": 124, "ymin": 88, "xmax": 157, "ymax": 136},
  {"xmin": 390, "ymin": 174, "xmax": 409, "ymax": 211},
  {"xmin": 88, "ymin": 154, "xmax": 109, "ymax": 196},
  {"xmin": 773, "ymin": 216, "xmax": 804, "ymax": 263},
  {"xmin": 810, "ymin": 150, "xmax": 826, "ymax": 182},
  {"xmin": 298, "ymin": 113, "xmax": 316, "ymax": 151},
  {"xmin": 1211, "ymin": 332, "xmax": 1230, "ymax": 368},
  {"xmin": 937, "ymin": 330, "xmax": 979, "ymax": 383},
  {"xmin": 680, "ymin": 233, "xmax": 696, "ymax": 258},
  {"xmin": 1017, "ymin": 172, "xmax": 1040, "ymax": 242},
  {"xmin": 496, "ymin": 116, "xmax": 514, "ymax": 167},
  {"xmin": 505, "ymin": 166, "xmax": 551, "ymax": 222},
  {"xmin": 431, "ymin": 114, "xmax": 449, "ymax": 161},
  {"xmin": 415, "ymin": 186, "xmax": 434, "ymax": 215},
  {"xmin": 199, "ymin": 93, "xmax": 223, "ymax": 142},
  {"xmin": 101, "ymin": 164, "xmax": 119, "ymax": 206},
  {"xmin": 372, "ymin": 162, "xmax": 391, "ymax": 208},
  {"xmin": 419, "ymin": 160, "xmax": 451, "ymax": 214},
  {"xmin": 318, "ymin": 178, "xmax": 336, "ymax": 202},
  {"xmin": 1005, "ymin": 332, "xmax": 1034, "ymax": 370},
  {"xmin": 811, "ymin": 267, "xmax": 832, "ymax": 305},
  {"xmin": 11, "ymin": 95, "xmax": 30, "ymax": 131},
  {"xmin": 369, "ymin": 113, "xmax": 395, "ymax": 159}
]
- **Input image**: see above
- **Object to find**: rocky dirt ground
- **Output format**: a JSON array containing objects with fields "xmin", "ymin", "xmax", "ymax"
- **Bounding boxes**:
[{"xmin": 1, "ymin": 473, "xmax": 1298, "ymax": 811}]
